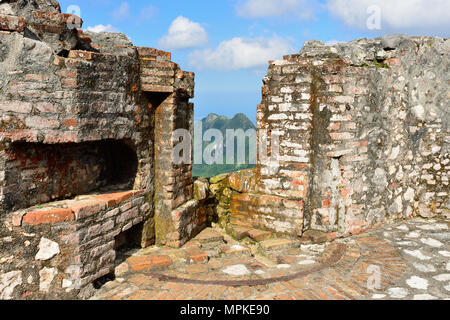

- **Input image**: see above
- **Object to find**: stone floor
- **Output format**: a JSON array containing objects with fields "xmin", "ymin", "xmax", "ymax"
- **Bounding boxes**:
[{"xmin": 92, "ymin": 217, "xmax": 450, "ymax": 300}]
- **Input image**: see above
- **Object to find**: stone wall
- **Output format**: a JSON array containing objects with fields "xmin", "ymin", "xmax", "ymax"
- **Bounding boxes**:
[
  {"xmin": 0, "ymin": 0, "xmax": 200, "ymax": 299},
  {"xmin": 231, "ymin": 35, "xmax": 449, "ymax": 239},
  {"xmin": 185, "ymin": 169, "xmax": 259, "ymax": 233}
]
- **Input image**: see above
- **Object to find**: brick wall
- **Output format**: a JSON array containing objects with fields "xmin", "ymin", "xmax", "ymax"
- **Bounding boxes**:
[
  {"xmin": 2, "ymin": 190, "xmax": 150, "ymax": 299},
  {"xmin": 1, "ymin": 140, "xmax": 138, "ymax": 212}
]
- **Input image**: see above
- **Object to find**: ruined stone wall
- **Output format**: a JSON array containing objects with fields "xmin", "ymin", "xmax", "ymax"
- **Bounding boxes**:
[
  {"xmin": 231, "ymin": 35, "xmax": 449, "ymax": 239},
  {"xmin": 188, "ymin": 170, "xmax": 258, "ymax": 237},
  {"xmin": 0, "ymin": 0, "xmax": 198, "ymax": 299}
]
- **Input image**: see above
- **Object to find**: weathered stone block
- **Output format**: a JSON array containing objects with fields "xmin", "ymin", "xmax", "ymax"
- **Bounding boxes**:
[
  {"xmin": 35, "ymin": 238, "xmax": 60, "ymax": 261},
  {"xmin": 194, "ymin": 179, "xmax": 209, "ymax": 201},
  {"xmin": 0, "ymin": 14, "xmax": 26, "ymax": 32}
]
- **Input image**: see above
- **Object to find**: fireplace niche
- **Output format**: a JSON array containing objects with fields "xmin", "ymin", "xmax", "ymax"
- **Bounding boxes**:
[{"xmin": 2, "ymin": 139, "xmax": 138, "ymax": 213}]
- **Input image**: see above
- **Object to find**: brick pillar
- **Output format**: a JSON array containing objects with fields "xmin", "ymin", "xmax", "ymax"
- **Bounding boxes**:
[
  {"xmin": 153, "ymin": 94, "xmax": 194, "ymax": 246},
  {"xmin": 231, "ymin": 56, "xmax": 313, "ymax": 237},
  {"xmin": 136, "ymin": 47, "xmax": 195, "ymax": 247}
]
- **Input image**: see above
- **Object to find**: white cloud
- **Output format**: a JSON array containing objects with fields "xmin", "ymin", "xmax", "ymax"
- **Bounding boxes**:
[
  {"xmin": 188, "ymin": 36, "xmax": 294, "ymax": 71},
  {"xmin": 139, "ymin": 5, "xmax": 158, "ymax": 23},
  {"xmin": 112, "ymin": 2, "xmax": 130, "ymax": 21},
  {"xmin": 327, "ymin": 0, "xmax": 450, "ymax": 33},
  {"xmin": 236, "ymin": 0, "xmax": 316, "ymax": 20},
  {"xmin": 158, "ymin": 16, "xmax": 208, "ymax": 50},
  {"xmin": 85, "ymin": 24, "xmax": 119, "ymax": 33}
]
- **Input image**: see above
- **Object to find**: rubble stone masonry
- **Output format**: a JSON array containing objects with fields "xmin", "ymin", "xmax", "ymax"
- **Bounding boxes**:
[{"xmin": 231, "ymin": 35, "xmax": 449, "ymax": 240}]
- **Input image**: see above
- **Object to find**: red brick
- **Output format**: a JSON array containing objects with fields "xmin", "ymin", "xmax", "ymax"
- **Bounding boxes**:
[
  {"xmin": 29, "ymin": 23, "xmax": 65, "ymax": 34},
  {"xmin": 141, "ymin": 84, "xmax": 173, "ymax": 93},
  {"xmin": 21, "ymin": 291, "xmax": 34, "ymax": 299},
  {"xmin": 136, "ymin": 47, "xmax": 171, "ymax": 60},
  {"xmin": 184, "ymin": 248, "xmax": 208, "ymax": 263},
  {"xmin": 148, "ymin": 255, "xmax": 172, "ymax": 268},
  {"xmin": 330, "ymin": 132, "xmax": 355, "ymax": 140},
  {"xmin": 61, "ymin": 78, "xmax": 78, "ymax": 88},
  {"xmin": 22, "ymin": 208, "xmax": 75, "ymax": 226},
  {"xmin": 291, "ymin": 179, "xmax": 306, "ymax": 187},
  {"xmin": 247, "ymin": 229, "xmax": 272, "ymax": 241},
  {"xmin": 43, "ymin": 131, "xmax": 78, "ymax": 143},
  {"xmin": 278, "ymin": 256, "xmax": 296, "ymax": 264},
  {"xmin": 53, "ymin": 56, "xmax": 66, "ymax": 67},
  {"xmin": 195, "ymin": 228, "xmax": 224, "ymax": 243},
  {"xmin": 0, "ymin": 15, "xmax": 26, "ymax": 32},
  {"xmin": 32, "ymin": 11, "xmax": 69, "ymax": 23},
  {"xmin": 25, "ymin": 74, "xmax": 48, "ymax": 81},
  {"xmin": 359, "ymin": 140, "xmax": 369, "ymax": 146},
  {"xmin": 290, "ymin": 163, "xmax": 308, "ymax": 169},
  {"xmin": 127, "ymin": 256, "xmax": 152, "ymax": 272},
  {"xmin": 35, "ymin": 102, "xmax": 60, "ymax": 113},
  {"xmin": 68, "ymin": 50, "xmax": 96, "ymax": 60},
  {"xmin": 328, "ymin": 122, "xmax": 341, "ymax": 131},
  {"xmin": 322, "ymin": 199, "xmax": 331, "ymax": 208},
  {"xmin": 57, "ymin": 69, "xmax": 77, "ymax": 78},
  {"xmin": 68, "ymin": 199, "xmax": 107, "ymax": 220},
  {"xmin": 12, "ymin": 212, "xmax": 25, "ymax": 227},
  {"xmin": 62, "ymin": 118, "xmax": 77, "ymax": 128},
  {"xmin": 341, "ymin": 188, "xmax": 352, "ymax": 197},
  {"xmin": 386, "ymin": 58, "xmax": 401, "ymax": 67},
  {"xmin": 133, "ymin": 190, "xmax": 145, "ymax": 196},
  {"xmin": 0, "ymin": 101, "xmax": 32, "ymax": 114},
  {"xmin": 0, "ymin": 130, "xmax": 38, "ymax": 142},
  {"xmin": 25, "ymin": 116, "xmax": 59, "ymax": 129},
  {"xmin": 94, "ymin": 191, "xmax": 136, "ymax": 208},
  {"xmin": 77, "ymin": 30, "xmax": 92, "ymax": 44},
  {"xmin": 127, "ymin": 255, "xmax": 172, "ymax": 272}
]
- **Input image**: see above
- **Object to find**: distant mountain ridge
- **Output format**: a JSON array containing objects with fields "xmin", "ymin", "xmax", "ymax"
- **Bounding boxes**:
[
  {"xmin": 193, "ymin": 113, "xmax": 256, "ymax": 178},
  {"xmin": 201, "ymin": 113, "xmax": 256, "ymax": 132}
]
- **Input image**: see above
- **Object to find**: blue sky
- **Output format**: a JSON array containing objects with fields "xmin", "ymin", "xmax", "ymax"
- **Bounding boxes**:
[{"xmin": 59, "ymin": 0, "xmax": 449, "ymax": 123}]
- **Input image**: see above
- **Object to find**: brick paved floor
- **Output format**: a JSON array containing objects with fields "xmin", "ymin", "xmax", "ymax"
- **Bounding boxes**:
[{"xmin": 92, "ymin": 217, "xmax": 449, "ymax": 300}]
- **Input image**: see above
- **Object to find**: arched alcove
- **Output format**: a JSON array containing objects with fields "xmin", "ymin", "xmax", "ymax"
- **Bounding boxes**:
[{"xmin": 2, "ymin": 139, "xmax": 138, "ymax": 212}]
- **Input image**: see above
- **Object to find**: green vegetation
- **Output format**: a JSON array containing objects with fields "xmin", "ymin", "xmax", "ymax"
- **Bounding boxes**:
[
  {"xmin": 374, "ymin": 58, "xmax": 389, "ymax": 69},
  {"xmin": 193, "ymin": 113, "xmax": 257, "ymax": 178},
  {"xmin": 360, "ymin": 59, "xmax": 389, "ymax": 69}
]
